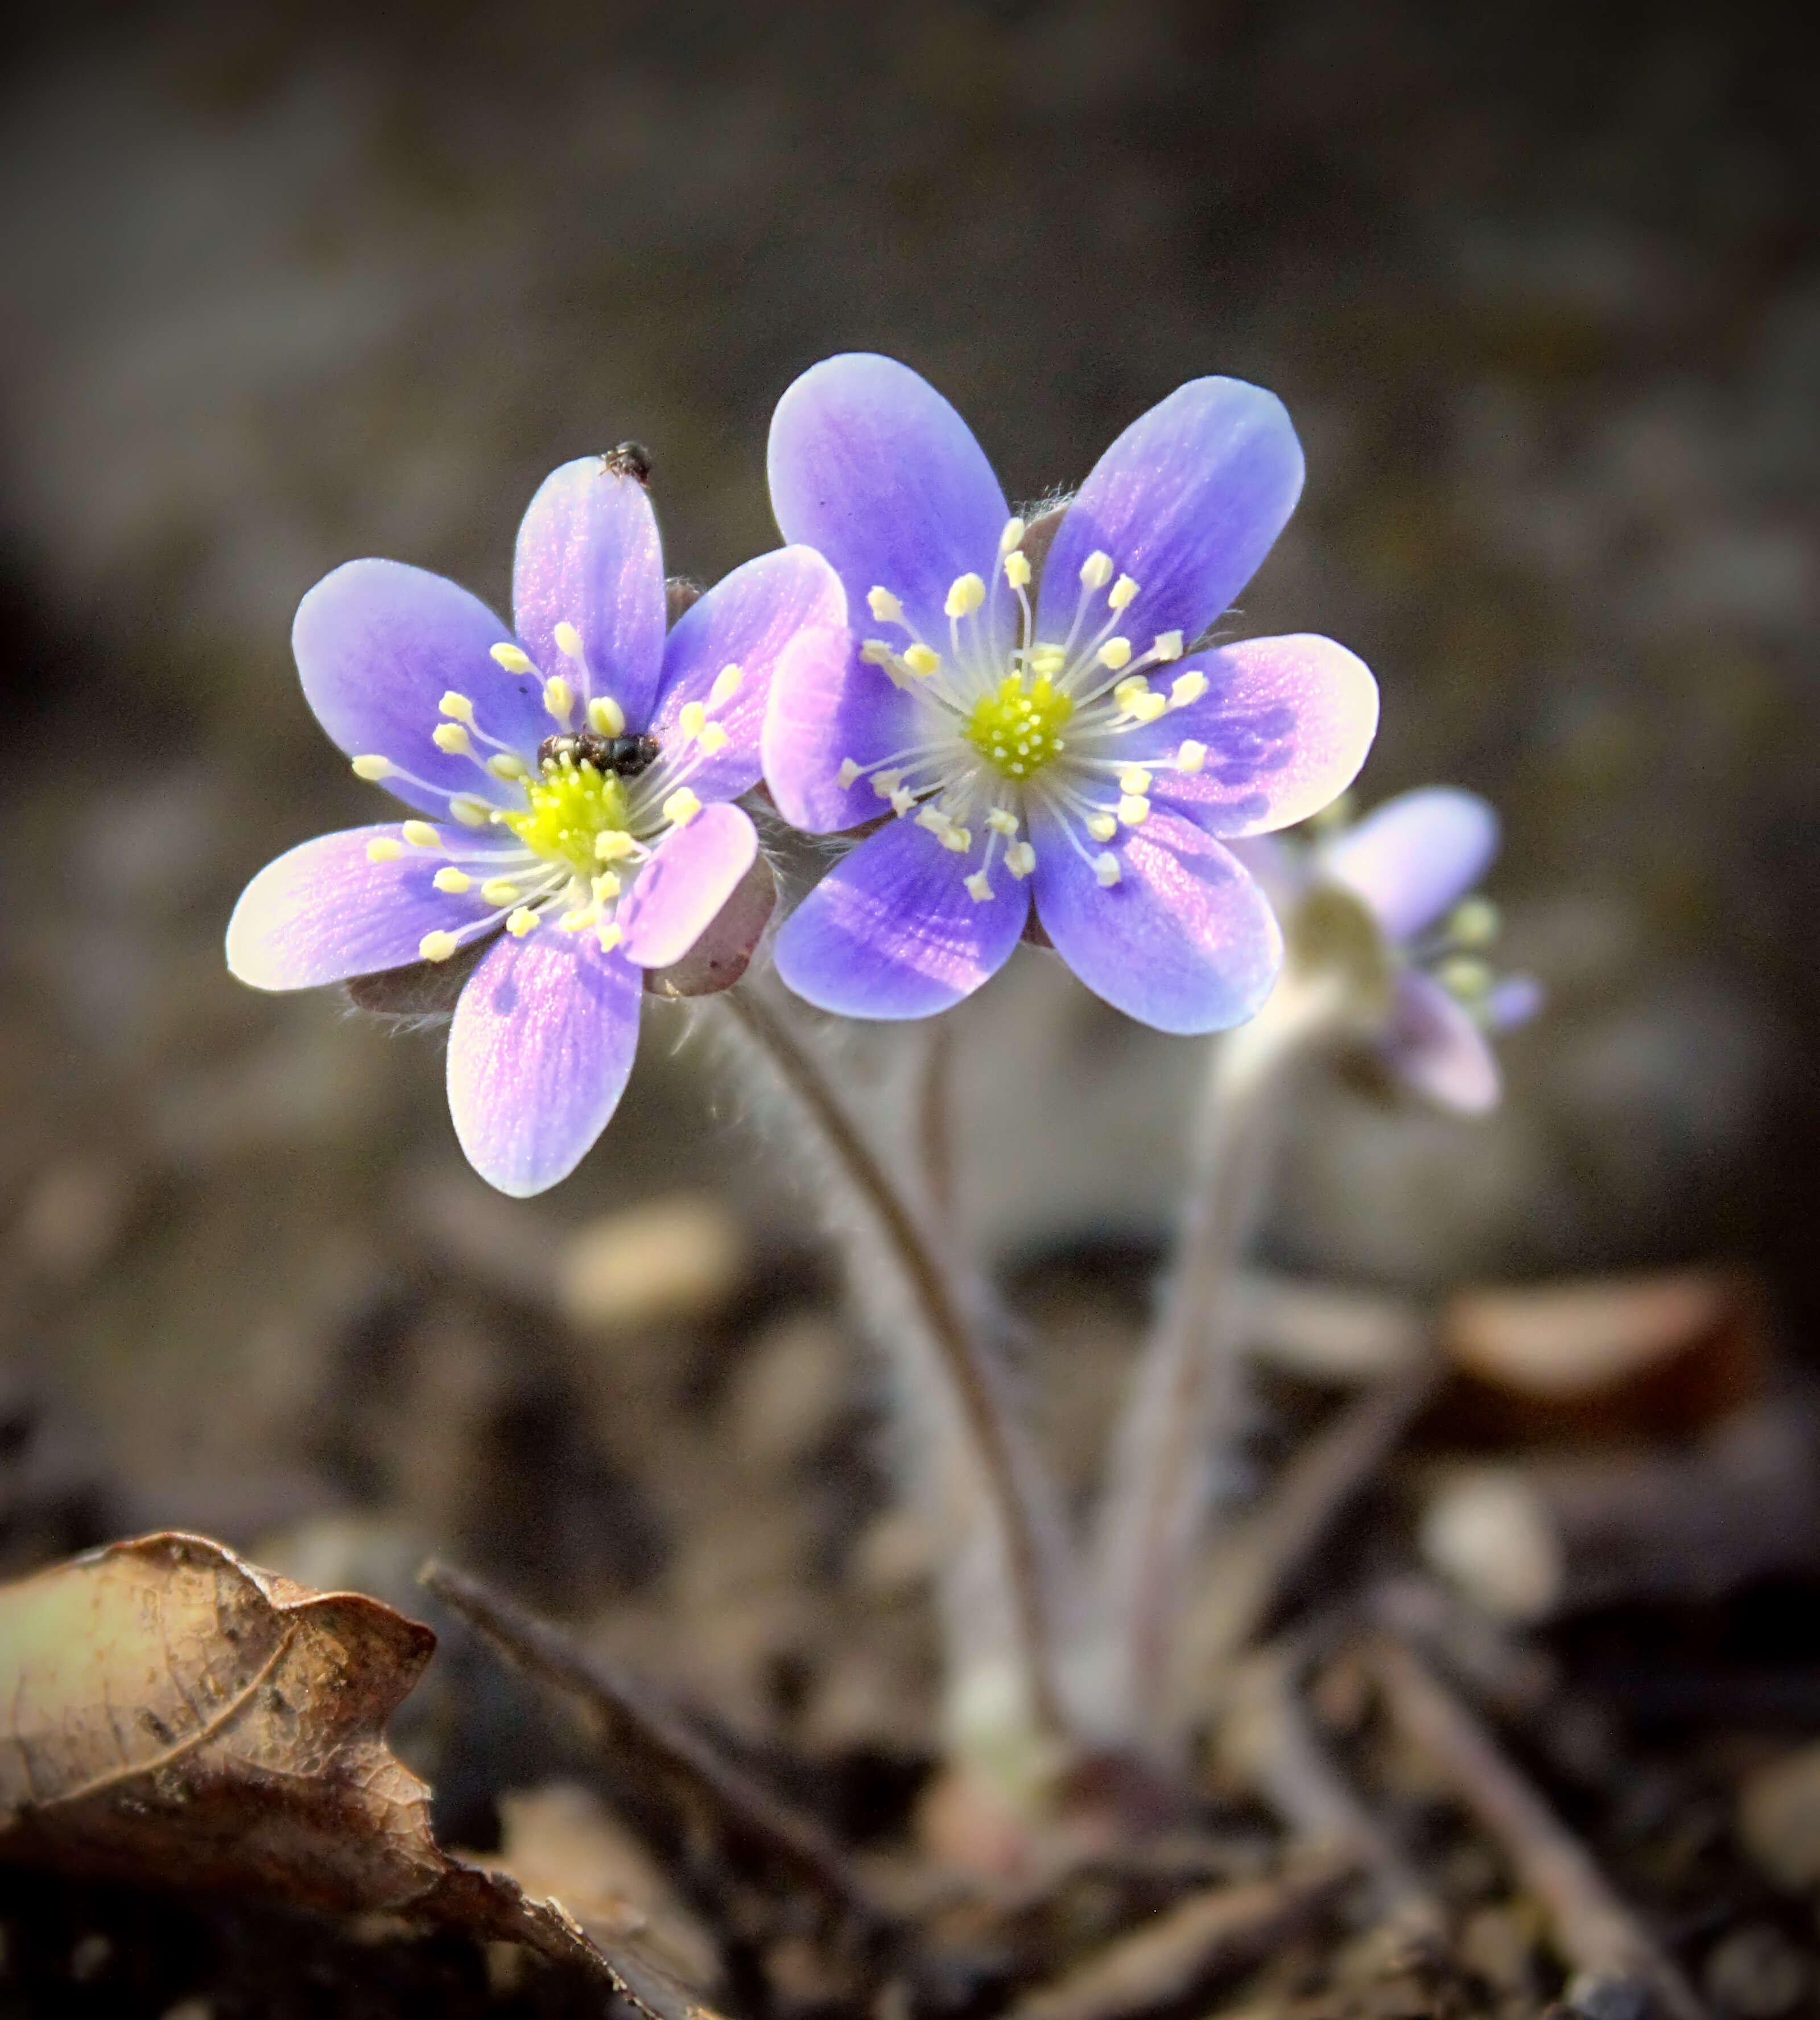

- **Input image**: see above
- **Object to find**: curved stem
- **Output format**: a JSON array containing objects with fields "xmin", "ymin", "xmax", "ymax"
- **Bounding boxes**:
[
  {"xmin": 1084, "ymin": 974, "xmax": 1347, "ymax": 1746},
  {"xmin": 716, "ymin": 984, "xmax": 1072, "ymax": 1762}
]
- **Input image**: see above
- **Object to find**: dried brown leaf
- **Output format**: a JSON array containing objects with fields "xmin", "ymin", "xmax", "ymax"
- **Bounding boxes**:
[{"xmin": 0, "ymin": 1532, "xmax": 728, "ymax": 2019}]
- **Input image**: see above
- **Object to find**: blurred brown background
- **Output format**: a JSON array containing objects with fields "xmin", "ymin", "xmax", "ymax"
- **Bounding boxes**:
[{"xmin": 0, "ymin": 0, "xmax": 1815, "ymax": 1694}]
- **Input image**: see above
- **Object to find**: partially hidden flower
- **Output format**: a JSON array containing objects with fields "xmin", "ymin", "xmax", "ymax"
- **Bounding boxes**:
[
  {"xmin": 1235, "ymin": 787, "xmax": 1542, "ymax": 1113},
  {"xmin": 228, "ymin": 451, "xmax": 846, "ymax": 1195},
  {"xmin": 760, "ymin": 354, "xmax": 1380, "ymax": 1033}
]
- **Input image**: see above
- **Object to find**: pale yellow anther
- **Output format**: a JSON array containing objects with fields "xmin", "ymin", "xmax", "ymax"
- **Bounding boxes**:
[
  {"xmin": 662, "ymin": 788, "xmax": 701, "ymax": 827},
  {"xmin": 1004, "ymin": 550, "xmax": 1031, "ymax": 589},
  {"xmin": 559, "ymin": 905, "xmax": 599, "ymax": 933},
  {"xmin": 1108, "ymin": 574, "xmax": 1139, "ymax": 611},
  {"xmin": 837, "ymin": 758, "xmax": 862, "ymax": 788},
  {"xmin": 544, "ymin": 675, "xmax": 574, "ymax": 723},
  {"xmin": 697, "ymin": 723, "xmax": 729, "ymax": 756},
  {"xmin": 1119, "ymin": 766, "xmax": 1152, "ymax": 795},
  {"xmin": 873, "ymin": 768, "xmax": 905, "ymax": 799},
  {"xmin": 1153, "ymin": 630, "xmax": 1185, "ymax": 661},
  {"xmin": 945, "ymin": 572, "xmax": 985, "ymax": 619},
  {"xmin": 915, "ymin": 806, "xmax": 953, "ymax": 838},
  {"xmin": 1439, "ymin": 955, "xmax": 1494, "ymax": 999},
  {"xmin": 481, "ymin": 879, "xmax": 522, "ymax": 906},
  {"xmin": 1170, "ymin": 670, "xmax": 1208, "ymax": 708},
  {"xmin": 964, "ymin": 871, "xmax": 994, "ymax": 903},
  {"xmin": 1176, "ymin": 740, "xmax": 1207, "ymax": 774},
  {"xmin": 889, "ymin": 788, "xmax": 914, "ymax": 817},
  {"xmin": 902, "ymin": 644, "xmax": 940, "ymax": 678},
  {"xmin": 1130, "ymin": 691, "xmax": 1168, "ymax": 723},
  {"xmin": 860, "ymin": 640, "xmax": 897, "ymax": 667},
  {"xmin": 1117, "ymin": 794, "xmax": 1151, "ymax": 827},
  {"xmin": 1094, "ymin": 852, "xmax": 1121, "ymax": 888},
  {"xmin": 867, "ymin": 587, "xmax": 904, "ymax": 624},
  {"xmin": 434, "ymin": 867, "xmax": 472, "ymax": 894},
  {"xmin": 1097, "ymin": 637, "xmax": 1133, "ymax": 671},
  {"xmin": 487, "ymin": 753, "xmax": 527, "ymax": 780},
  {"xmin": 595, "ymin": 831, "xmax": 637, "ymax": 862},
  {"xmin": 596, "ymin": 922, "xmax": 624, "ymax": 953},
  {"xmin": 1086, "ymin": 811, "xmax": 1118, "ymax": 843},
  {"xmin": 506, "ymin": 908, "xmax": 540, "ymax": 937},
  {"xmin": 1080, "ymin": 550, "xmax": 1113, "ymax": 591},
  {"xmin": 1113, "ymin": 674, "xmax": 1150, "ymax": 708},
  {"xmin": 1005, "ymin": 840, "xmax": 1037, "ymax": 879},
  {"xmin": 433, "ymin": 723, "xmax": 473, "ymax": 756},
  {"xmin": 678, "ymin": 700, "xmax": 707, "ymax": 741},
  {"xmin": 553, "ymin": 621, "xmax": 585, "ymax": 661},
  {"xmin": 940, "ymin": 825, "xmax": 972, "ymax": 853},
  {"xmin": 986, "ymin": 807, "xmax": 1020, "ymax": 836},
  {"xmin": 449, "ymin": 795, "xmax": 490, "ymax": 828},
  {"xmin": 420, "ymin": 930, "xmax": 460, "ymax": 962},
  {"xmin": 591, "ymin": 871, "xmax": 622, "ymax": 901},
  {"xmin": 1029, "ymin": 645, "xmax": 1066, "ymax": 678},
  {"xmin": 999, "ymin": 517, "xmax": 1026, "ymax": 556},
  {"xmin": 1448, "ymin": 897, "xmax": 1501, "ymax": 948},
  {"xmin": 439, "ymin": 691, "xmax": 476, "ymax": 724},
  {"xmin": 491, "ymin": 642, "xmax": 535, "ymax": 673},
  {"xmin": 708, "ymin": 663, "xmax": 743, "ymax": 710},
  {"xmin": 352, "ymin": 754, "xmax": 393, "ymax": 781},
  {"xmin": 587, "ymin": 694, "xmax": 626, "ymax": 736},
  {"xmin": 365, "ymin": 837, "xmax": 404, "ymax": 863},
  {"xmin": 401, "ymin": 820, "xmax": 439, "ymax": 848}
]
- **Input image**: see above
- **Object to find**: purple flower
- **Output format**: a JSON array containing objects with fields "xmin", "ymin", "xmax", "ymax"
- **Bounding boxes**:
[
  {"xmin": 228, "ymin": 452, "xmax": 846, "ymax": 1195},
  {"xmin": 1236, "ymin": 788, "xmax": 1541, "ymax": 1112},
  {"xmin": 760, "ymin": 354, "xmax": 1380, "ymax": 1033}
]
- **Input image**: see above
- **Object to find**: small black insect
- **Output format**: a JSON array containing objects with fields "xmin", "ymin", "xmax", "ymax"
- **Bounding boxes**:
[
  {"xmin": 538, "ymin": 729, "xmax": 661, "ymax": 779},
  {"xmin": 603, "ymin": 441, "xmax": 652, "ymax": 484}
]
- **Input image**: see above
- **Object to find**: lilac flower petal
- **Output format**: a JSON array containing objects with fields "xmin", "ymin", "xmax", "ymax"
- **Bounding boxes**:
[
  {"xmin": 649, "ymin": 546, "xmax": 847, "ymax": 803},
  {"xmin": 762, "ymin": 633, "xmax": 919, "ymax": 834},
  {"xmin": 513, "ymin": 456, "xmax": 667, "ymax": 724},
  {"xmin": 447, "ymin": 928, "xmax": 644, "ymax": 1196},
  {"xmin": 1129, "ymin": 634, "xmax": 1379, "ymax": 840},
  {"xmin": 295, "ymin": 561, "xmax": 546, "ymax": 815},
  {"xmin": 1037, "ymin": 378, "xmax": 1305, "ymax": 654},
  {"xmin": 1486, "ymin": 973, "xmax": 1544, "ymax": 1030},
  {"xmin": 774, "ymin": 815, "xmax": 1029, "ymax": 1019},
  {"xmin": 1319, "ymin": 788, "xmax": 1498, "ymax": 943},
  {"xmin": 1384, "ymin": 970, "xmax": 1501, "ymax": 1114},
  {"xmin": 617, "ymin": 803, "xmax": 760, "ymax": 970},
  {"xmin": 1027, "ymin": 803, "xmax": 1282, "ymax": 1034},
  {"xmin": 226, "ymin": 825, "xmax": 512, "ymax": 989},
  {"xmin": 768, "ymin": 353, "xmax": 1015, "ymax": 661},
  {"xmin": 1220, "ymin": 833, "xmax": 1301, "ymax": 913}
]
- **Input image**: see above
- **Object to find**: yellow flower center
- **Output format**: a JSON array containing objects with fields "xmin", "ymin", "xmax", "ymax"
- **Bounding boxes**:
[
  {"xmin": 500, "ymin": 763, "xmax": 633, "ymax": 876},
  {"xmin": 964, "ymin": 674, "xmax": 1074, "ymax": 781}
]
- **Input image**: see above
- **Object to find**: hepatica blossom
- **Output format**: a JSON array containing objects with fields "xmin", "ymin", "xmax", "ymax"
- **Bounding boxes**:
[
  {"xmin": 762, "ymin": 354, "xmax": 1381, "ymax": 1033},
  {"xmin": 1241, "ymin": 787, "xmax": 1541, "ymax": 1112},
  {"xmin": 228, "ymin": 451, "xmax": 844, "ymax": 1194}
]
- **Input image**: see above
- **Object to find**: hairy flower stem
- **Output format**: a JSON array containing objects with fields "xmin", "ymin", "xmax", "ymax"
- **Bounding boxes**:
[
  {"xmin": 1085, "ymin": 971, "xmax": 1351, "ymax": 1749},
  {"xmin": 716, "ymin": 984, "xmax": 1074, "ymax": 1782}
]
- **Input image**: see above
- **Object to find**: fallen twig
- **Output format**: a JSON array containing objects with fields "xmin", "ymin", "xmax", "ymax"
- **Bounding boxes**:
[
  {"xmin": 420, "ymin": 1559, "xmax": 884, "ymax": 1935},
  {"xmin": 1217, "ymin": 1644, "xmax": 1441, "ymax": 1937},
  {"xmin": 1000, "ymin": 1849, "xmax": 1355, "ymax": 2020},
  {"xmin": 1186, "ymin": 1361, "xmax": 1440, "ymax": 1692},
  {"xmin": 1362, "ymin": 1630, "xmax": 1703, "ymax": 2020}
]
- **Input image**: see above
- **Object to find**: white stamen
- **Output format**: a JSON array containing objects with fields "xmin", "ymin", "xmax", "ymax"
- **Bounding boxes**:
[
  {"xmin": 1153, "ymin": 630, "xmax": 1184, "ymax": 661},
  {"xmin": 999, "ymin": 517, "xmax": 1026, "ymax": 555},
  {"xmin": 553, "ymin": 621, "xmax": 585, "ymax": 661},
  {"xmin": 596, "ymin": 831, "xmax": 637, "ymax": 862},
  {"xmin": 945, "ymin": 572, "xmax": 985, "ymax": 619},
  {"xmin": 1108, "ymin": 574, "xmax": 1139, "ymax": 611},
  {"xmin": 434, "ymin": 868, "xmax": 472, "ymax": 894},
  {"xmin": 449, "ymin": 795, "xmax": 490, "ymax": 828},
  {"xmin": 662, "ymin": 788, "xmax": 701, "ymax": 826},
  {"xmin": 433, "ymin": 723, "xmax": 473, "ymax": 756},
  {"xmin": 366, "ymin": 837, "xmax": 404, "ymax": 863},
  {"xmin": 986, "ymin": 807, "xmax": 1020, "ymax": 836},
  {"xmin": 1086, "ymin": 812, "xmax": 1117, "ymax": 843},
  {"xmin": 867, "ymin": 587, "xmax": 903, "ymax": 624},
  {"xmin": 490, "ymin": 642, "xmax": 535, "ymax": 673},
  {"xmin": 1004, "ymin": 550, "xmax": 1031, "ymax": 589},
  {"xmin": 1119, "ymin": 767, "xmax": 1152, "ymax": 795},
  {"xmin": 1094, "ymin": 852, "xmax": 1121, "ymax": 888},
  {"xmin": 487, "ymin": 753, "xmax": 526, "ymax": 780},
  {"xmin": 1097, "ymin": 637, "xmax": 1133, "ymax": 671},
  {"xmin": 679, "ymin": 700, "xmax": 707, "ymax": 741},
  {"xmin": 439, "ymin": 691, "xmax": 476, "ymax": 724},
  {"xmin": 1177, "ymin": 740, "xmax": 1207, "ymax": 774},
  {"xmin": 402, "ymin": 821, "xmax": 439, "ymax": 848},
  {"xmin": 1080, "ymin": 551, "xmax": 1113, "ymax": 591},
  {"xmin": 352, "ymin": 755, "xmax": 393, "ymax": 781},
  {"xmin": 506, "ymin": 908, "xmax": 540, "ymax": 936},
  {"xmin": 1117, "ymin": 794, "xmax": 1150, "ymax": 826},
  {"xmin": 964, "ymin": 871, "xmax": 994, "ymax": 903},
  {"xmin": 587, "ymin": 694, "xmax": 626, "ymax": 736},
  {"xmin": 481, "ymin": 879, "xmax": 522, "ymax": 906},
  {"xmin": 1169, "ymin": 670, "xmax": 1208, "ymax": 708},
  {"xmin": 708, "ymin": 663, "xmax": 743, "ymax": 709},
  {"xmin": 837, "ymin": 758, "xmax": 861, "ymax": 788},
  {"xmin": 890, "ymin": 787, "xmax": 915, "ymax": 816},
  {"xmin": 902, "ymin": 644, "xmax": 940, "ymax": 678},
  {"xmin": 1005, "ymin": 840, "xmax": 1036, "ymax": 878},
  {"xmin": 544, "ymin": 675, "xmax": 574, "ymax": 723},
  {"xmin": 420, "ymin": 930, "xmax": 460, "ymax": 962}
]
